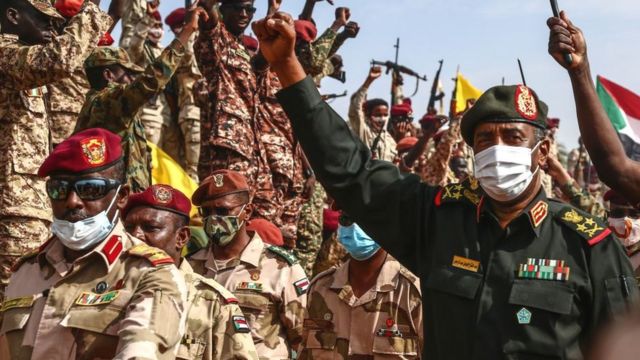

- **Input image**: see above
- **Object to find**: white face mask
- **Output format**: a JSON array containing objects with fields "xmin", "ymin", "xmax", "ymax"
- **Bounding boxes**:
[
  {"xmin": 148, "ymin": 27, "xmax": 164, "ymax": 44},
  {"xmin": 51, "ymin": 186, "xmax": 121, "ymax": 251},
  {"xmin": 609, "ymin": 217, "xmax": 640, "ymax": 248},
  {"xmin": 474, "ymin": 143, "xmax": 540, "ymax": 202},
  {"xmin": 370, "ymin": 116, "xmax": 389, "ymax": 126}
]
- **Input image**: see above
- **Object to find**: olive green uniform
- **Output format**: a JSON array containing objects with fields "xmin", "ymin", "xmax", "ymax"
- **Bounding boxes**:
[{"xmin": 275, "ymin": 77, "xmax": 638, "ymax": 360}]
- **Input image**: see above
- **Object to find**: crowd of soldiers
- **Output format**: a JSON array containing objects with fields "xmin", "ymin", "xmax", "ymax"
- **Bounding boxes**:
[{"xmin": 0, "ymin": 0, "xmax": 640, "ymax": 359}]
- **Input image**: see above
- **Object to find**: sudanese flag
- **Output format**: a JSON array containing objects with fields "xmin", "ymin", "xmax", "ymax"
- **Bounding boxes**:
[{"xmin": 597, "ymin": 76, "xmax": 640, "ymax": 161}]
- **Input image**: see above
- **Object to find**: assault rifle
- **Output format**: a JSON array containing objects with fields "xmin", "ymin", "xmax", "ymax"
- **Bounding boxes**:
[
  {"xmin": 321, "ymin": 91, "xmax": 348, "ymax": 101},
  {"xmin": 427, "ymin": 60, "xmax": 445, "ymax": 115}
]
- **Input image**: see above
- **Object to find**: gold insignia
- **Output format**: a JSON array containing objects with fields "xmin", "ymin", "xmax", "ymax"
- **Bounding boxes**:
[
  {"xmin": 561, "ymin": 209, "xmax": 583, "ymax": 224},
  {"xmin": 584, "ymin": 224, "xmax": 604, "ymax": 238},
  {"xmin": 80, "ymin": 137, "xmax": 107, "ymax": 166},
  {"xmin": 0, "ymin": 295, "xmax": 35, "ymax": 312},
  {"xmin": 250, "ymin": 270, "xmax": 261, "ymax": 281},
  {"xmin": 153, "ymin": 186, "xmax": 172, "ymax": 204},
  {"xmin": 443, "ymin": 184, "xmax": 464, "ymax": 200},
  {"xmin": 214, "ymin": 174, "xmax": 224, "ymax": 188},
  {"xmin": 463, "ymin": 189, "xmax": 481, "ymax": 206},
  {"xmin": 469, "ymin": 177, "xmax": 479, "ymax": 191},
  {"xmin": 515, "ymin": 85, "xmax": 538, "ymax": 120}
]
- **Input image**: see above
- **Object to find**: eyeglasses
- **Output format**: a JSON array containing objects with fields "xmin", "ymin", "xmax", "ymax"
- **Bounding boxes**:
[
  {"xmin": 222, "ymin": 3, "xmax": 257, "ymax": 14},
  {"xmin": 338, "ymin": 213, "xmax": 353, "ymax": 227},
  {"xmin": 46, "ymin": 178, "xmax": 121, "ymax": 201}
]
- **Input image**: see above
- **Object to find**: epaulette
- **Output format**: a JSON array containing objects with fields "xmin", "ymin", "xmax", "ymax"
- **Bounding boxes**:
[
  {"xmin": 199, "ymin": 277, "xmax": 239, "ymax": 305},
  {"xmin": 309, "ymin": 266, "xmax": 337, "ymax": 286},
  {"xmin": 11, "ymin": 250, "xmax": 39, "ymax": 272},
  {"xmin": 266, "ymin": 245, "xmax": 298, "ymax": 265},
  {"xmin": 127, "ymin": 244, "xmax": 175, "ymax": 266},
  {"xmin": 434, "ymin": 177, "xmax": 482, "ymax": 207},
  {"xmin": 555, "ymin": 206, "xmax": 611, "ymax": 247}
]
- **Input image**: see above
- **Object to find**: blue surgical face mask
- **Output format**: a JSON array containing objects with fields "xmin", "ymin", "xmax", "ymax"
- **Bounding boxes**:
[{"xmin": 338, "ymin": 223, "xmax": 381, "ymax": 261}]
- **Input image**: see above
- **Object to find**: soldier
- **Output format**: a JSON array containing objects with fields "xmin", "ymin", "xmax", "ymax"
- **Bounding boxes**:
[
  {"xmin": 0, "ymin": 128, "xmax": 186, "ymax": 359},
  {"xmin": 294, "ymin": 183, "xmax": 326, "ymax": 277},
  {"xmin": 604, "ymin": 190, "xmax": 640, "ymax": 275},
  {"xmin": 300, "ymin": 219, "xmax": 423, "ymax": 359},
  {"xmin": 116, "ymin": 0, "xmax": 148, "ymax": 49},
  {"xmin": 253, "ymin": 14, "xmax": 638, "ymax": 358},
  {"xmin": 348, "ymin": 66, "xmax": 397, "ymax": 162},
  {"xmin": 0, "ymin": 0, "xmax": 112, "ymax": 302},
  {"xmin": 188, "ymin": 170, "xmax": 309, "ymax": 359},
  {"xmin": 75, "ymin": 4, "xmax": 208, "ymax": 192},
  {"xmin": 123, "ymin": 184, "xmax": 260, "ymax": 360}
]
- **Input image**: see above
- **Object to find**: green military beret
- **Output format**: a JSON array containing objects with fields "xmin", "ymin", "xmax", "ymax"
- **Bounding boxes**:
[
  {"xmin": 84, "ymin": 47, "xmax": 145, "ymax": 73},
  {"xmin": 461, "ymin": 85, "xmax": 549, "ymax": 145}
]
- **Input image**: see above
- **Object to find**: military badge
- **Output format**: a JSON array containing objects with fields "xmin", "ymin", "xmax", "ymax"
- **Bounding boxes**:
[
  {"xmin": 517, "ymin": 307, "xmax": 532, "ymax": 325},
  {"xmin": 214, "ymin": 174, "xmax": 224, "ymax": 188},
  {"xmin": 294, "ymin": 278, "xmax": 310, "ymax": 296},
  {"xmin": 75, "ymin": 290, "xmax": 119, "ymax": 306},
  {"xmin": 250, "ymin": 270, "xmax": 261, "ymax": 281},
  {"xmin": 529, "ymin": 201, "xmax": 548, "ymax": 228},
  {"xmin": 80, "ymin": 137, "xmax": 108, "ymax": 166},
  {"xmin": 236, "ymin": 281, "xmax": 263, "ymax": 292},
  {"xmin": 517, "ymin": 258, "xmax": 570, "ymax": 281},
  {"xmin": 232, "ymin": 315, "xmax": 251, "ymax": 333},
  {"xmin": 94, "ymin": 281, "xmax": 108, "ymax": 294},
  {"xmin": 562, "ymin": 209, "xmax": 583, "ymax": 224},
  {"xmin": 153, "ymin": 185, "xmax": 173, "ymax": 204},
  {"xmin": 515, "ymin": 85, "xmax": 538, "ymax": 120}
]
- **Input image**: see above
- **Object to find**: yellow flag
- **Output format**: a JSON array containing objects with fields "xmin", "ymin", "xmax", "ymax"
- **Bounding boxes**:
[
  {"xmin": 455, "ymin": 73, "xmax": 483, "ymax": 114},
  {"xmin": 148, "ymin": 141, "xmax": 198, "ymax": 218}
]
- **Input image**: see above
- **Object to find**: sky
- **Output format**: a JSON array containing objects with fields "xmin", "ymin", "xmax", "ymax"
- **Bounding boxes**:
[{"xmin": 105, "ymin": 0, "xmax": 640, "ymax": 150}]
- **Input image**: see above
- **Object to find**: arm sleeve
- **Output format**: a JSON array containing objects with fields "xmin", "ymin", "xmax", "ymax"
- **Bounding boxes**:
[
  {"xmin": 306, "ymin": 28, "xmax": 337, "ymax": 76},
  {"xmin": 0, "ymin": 2, "xmax": 112, "ymax": 90},
  {"xmin": 212, "ymin": 302, "xmax": 260, "ymax": 360},
  {"xmin": 277, "ymin": 77, "xmax": 437, "ymax": 272},
  {"xmin": 115, "ymin": 266, "xmax": 186, "ymax": 359},
  {"xmin": 280, "ymin": 264, "xmax": 309, "ymax": 349},
  {"xmin": 421, "ymin": 121, "xmax": 460, "ymax": 186},
  {"xmin": 124, "ymin": 13, "xmax": 153, "ymax": 66},
  {"xmin": 348, "ymin": 86, "xmax": 368, "ymax": 139}
]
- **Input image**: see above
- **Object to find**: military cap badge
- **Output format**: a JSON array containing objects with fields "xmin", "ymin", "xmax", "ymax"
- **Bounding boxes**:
[
  {"xmin": 214, "ymin": 174, "xmax": 224, "ymax": 188},
  {"xmin": 515, "ymin": 85, "xmax": 538, "ymax": 120},
  {"xmin": 153, "ymin": 185, "xmax": 173, "ymax": 204},
  {"xmin": 80, "ymin": 137, "xmax": 107, "ymax": 166}
]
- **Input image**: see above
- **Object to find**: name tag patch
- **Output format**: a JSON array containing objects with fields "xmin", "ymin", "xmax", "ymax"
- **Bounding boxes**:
[
  {"xmin": 452, "ymin": 255, "xmax": 480, "ymax": 273},
  {"xmin": 0, "ymin": 295, "xmax": 35, "ymax": 312},
  {"xmin": 75, "ymin": 290, "xmax": 119, "ymax": 306}
]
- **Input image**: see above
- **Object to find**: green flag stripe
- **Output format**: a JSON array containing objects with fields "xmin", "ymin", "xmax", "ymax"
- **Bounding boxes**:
[{"xmin": 597, "ymin": 79, "xmax": 628, "ymax": 131}]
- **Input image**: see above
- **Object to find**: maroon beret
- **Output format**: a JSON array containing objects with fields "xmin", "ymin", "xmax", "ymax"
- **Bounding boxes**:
[
  {"xmin": 323, "ymin": 208, "xmax": 340, "ymax": 233},
  {"xmin": 165, "ymin": 8, "xmax": 186, "ymax": 28},
  {"xmin": 247, "ymin": 219, "xmax": 283, "ymax": 246},
  {"xmin": 242, "ymin": 35, "xmax": 259, "ymax": 52},
  {"xmin": 391, "ymin": 100, "xmax": 413, "ymax": 117},
  {"xmin": 97, "ymin": 32, "xmax": 114, "ymax": 46},
  {"xmin": 124, "ymin": 184, "xmax": 191, "ymax": 219},
  {"xmin": 192, "ymin": 170, "xmax": 250, "ymax": 206},
  {"xmin": 294, "ymin": 20, "xmax": 317, "ymax": 43},
  {"xmin": 150, "ymin": 10, "xmax": 162, "ymax": 22},
  {"xmin": 547, "ymin": 117, "xmax": 560, "ymax": 129},
  {"xmin": 396, "ymin": 137, "xmax": 419, "ymax": 153},
  {"xmin": 38, "ymin": 128, "xmax": 123, "ymax": 177}
]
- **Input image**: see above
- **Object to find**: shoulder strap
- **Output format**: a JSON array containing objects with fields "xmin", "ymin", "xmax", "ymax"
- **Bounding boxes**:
[
  {"xmin": 266, "ymin": 245, "xmax": 299, "ymax": 265},
  {"xmin": 555, "ymin": 207, "xmax": 611, "ymax": 246},
  {"xmin": 127, "ymin": 243, "xmax": 175, "ymax": 266}
]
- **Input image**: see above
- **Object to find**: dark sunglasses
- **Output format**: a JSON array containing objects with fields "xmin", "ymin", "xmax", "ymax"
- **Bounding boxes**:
[
  {"xmin": 338, "ymin": 213, "xmax": 353, "ymax": 227},
  {"xmin": 46, "ymin": 178, "xmax": 121, "ymax": 201},
  {"xmin": 222, "ymin": 3, "xmax": 257, "ymax": 14}
]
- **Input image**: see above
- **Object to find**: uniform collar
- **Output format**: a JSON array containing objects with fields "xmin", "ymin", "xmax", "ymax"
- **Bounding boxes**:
[
  {"xmin": 202, "ymin": 232, "xmax": 265, "ymax": 271},
  {"xmin": 179, "ymin": 258, "xmax": 195, "ymax": 274},
  {"xmin": 329, "ymin": 255, "xmax": 400, "ymax": 293},
  {"xmin": 477, "ymin": 188, "xmax": 549, "ymax": 237}
]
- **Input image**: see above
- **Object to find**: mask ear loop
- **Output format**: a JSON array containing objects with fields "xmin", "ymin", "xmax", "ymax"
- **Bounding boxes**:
[{"xmin": 106, "ymin": 185, "xmax": 122, "ymax": 224}]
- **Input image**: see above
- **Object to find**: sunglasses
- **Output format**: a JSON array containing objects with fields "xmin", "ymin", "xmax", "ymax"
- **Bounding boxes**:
[
  {"xmin": 222, "ymin": 3, "xmax": 257, "ymax": 14},
  {"xmin": 338, "ymin": 213, "xmax": 353, "ymax": 227},
  {"xmin": 46, "ymin": 178, "xmax": 121, "ymax": 201}
]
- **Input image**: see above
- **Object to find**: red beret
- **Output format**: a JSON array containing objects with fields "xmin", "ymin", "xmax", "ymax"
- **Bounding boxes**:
[
  {"xmin": 391, "ymin": 100, "xmax": 413, "ymax": 117},
  {"xmin": 165, "ymin": 8, "xmax": 186, "ymax": 28},
  {"xmin": 124, "ymin": 184, "xmax": 191, "ymax": 219},
  {"xmin": 247, "ymin": 219, "xmax": 283, "ymax": 246},
  {"xmin": 38, "ymin": 128, "xmax": 123, "ymax": 177},
  {"xmin": 242, "ymin": 35, "xmax": 259, "ymax": 52},
  {"xmin": 294, "ymin": 20, "xmax": 317, "ymax": 43},
  {"xmin": 396, "ymin": 137, "xmax": 419, "ymax": 153},
  {"xmin": 150, "ymin": 10, "xmax": 162, "ymax": 22},
  {"xmin": 604, "ymin": 190, "xmax": 631, "ymax": 206},
  {"xmin": 323, "ymin": 208, "xmax": 340, "ymax": 233},
  {"xmin": 192, "ymin": 170, "xmax": 250, "ymax": 206},
  {"xmin": 54, "ymin": 0, "xmax": 83, "ymax": 18},
  {"xmin": 547, "ymin": 117, "xmax": 560, "ymax": 129}
]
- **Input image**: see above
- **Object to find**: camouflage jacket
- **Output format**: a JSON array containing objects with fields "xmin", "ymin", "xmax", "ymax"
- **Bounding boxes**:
[
  {"xmin": 47, "ymin": 68, "xmax": 91, "ymax": 145},
  {"xmin": 421, "ymin": 120, "xmax": 461, "ymax": 187},
  {"xmin": 0, "ymin": 2, "xmax": 111, "ymax": 221},
  {"xmin": 75, "ymin": 39, "xmax": 186, "ymax": 192},
  {"xmin": 297, "ymin": 28, "xmax": 337, "ymax": 77}
]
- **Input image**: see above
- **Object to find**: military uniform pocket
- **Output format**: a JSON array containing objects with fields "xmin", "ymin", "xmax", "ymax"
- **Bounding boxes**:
[
  {"xmin": 508, "ymin": 280, "xmax": 574, "ymax": 315},
  {"xmin": 372, "ymin": 335, "xmax": 419, "ymax": 359},
  {"xmin": 425, "ymin": 266, "xmax": 483, "ymax": 299},
  {"xmin": 0, "ymin": 306, "xmax": 31, "ymax": 334},
  {"xmin": 299, "ymin": 329, "xmax": 338, "ymax": 360}
]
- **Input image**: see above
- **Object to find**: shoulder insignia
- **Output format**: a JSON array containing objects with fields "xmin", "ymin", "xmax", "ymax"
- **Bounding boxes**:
[
  {"xmin": 232, "ymin": 315, "xmax": 251, "ymax": 333},
  {"xmin": 201, "ymin": 277, "xmax": 239, "ymax": 304},
  {"xmin": 555, "ymin": 207, "xmax": 611, "ymax": 246},
  {"xmin": 11, "ymin": 250, "xmax": 39, "ymax": 272},
  {"xmin": 435, "ymin": 178, "xmax": 482, "ymax": 207},
  {"xmin": 293, "ymin": 278, "xmax": 310, "ymax": 296},
  {"xmin": 529, "ymin": 200, "xmax": 549, "ymax": 228},
  {"xmin": 128, "ymin": 244, "xmax": 174, "ymax": 266},
  {"xmin": 266, "ymin": 245, "xmax": 298, "ymax": 265}
]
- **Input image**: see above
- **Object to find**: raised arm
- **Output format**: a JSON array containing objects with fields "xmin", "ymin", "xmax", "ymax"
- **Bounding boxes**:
[
  {"xmin": 298, "ymin": 0, "xmax": 332, "ymax": 20},
  {"xmin": 348, "ymin": 66, "xmax": 380, "ymax": 137},
  {"xmin": 548, "ymin": 11, "xmax": 640, "ymax": 205}
]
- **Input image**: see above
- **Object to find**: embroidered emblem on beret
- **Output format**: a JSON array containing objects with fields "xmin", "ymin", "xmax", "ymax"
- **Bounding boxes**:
[
  {"xmin": 80, "ymin": 137, "xmax": 107, "ymax": 166},
  {"xmin": 153, "ymin": 185, "xmax": 173, "ymax": 204},
  {"xmin": 214, "ymin": 174, "xmax": 224, "ymax": 188},
  {"xmin": 515, "ymin": 85, "xmax": 538, "ymax": 120}
]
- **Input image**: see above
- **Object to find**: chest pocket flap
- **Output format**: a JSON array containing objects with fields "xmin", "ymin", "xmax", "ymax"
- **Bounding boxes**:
[
  {"xmin": 508, "ymin": 280, "xmax": 574, "ymax": 315},
  {"xmin": 425, "ymin": 266, "xmax": 483, "ymax": 299},
  {"xmin": 0, "ymin": 307, "xmax": 31, "ymax": 334},
  {"xmin": 60, "ymin": 290, "xmax": 132, "ymax": 335}
]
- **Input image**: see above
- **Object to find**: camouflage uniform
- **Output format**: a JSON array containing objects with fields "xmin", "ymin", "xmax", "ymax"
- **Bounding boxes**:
[
  {"xmin": 75, "ymin": 40, "xmax": 186, "ymax": 193},
  {"xmin": 300, "ymin": 255, "xmax": 423, "ymax": 359},
  {"xmin": 296, "ymin": 28, "xmax": 338, "ymax": 78},
  {"xmin": 0, "ymin": 1, "xmax": 111, "ymax": 301},
  {"xmin": 561, "ymin": 179, "xmax": 607, "ymax": 219},
  {"xmin": 295, "ymin": 183, "xmax": 326, "ymax": 277},
  {"xmin": 348, "ymin": 86, "xmax": 397, "ymax": 162},
  {"xmin": 312, "ymin": 232, "xmax": 348, "ymax": 278},
  {"xmin": 255, "ymin": 70, "xmax": 305, "ymax": 242},
  {"xmin": 178, "ymin": 260, "xmax": 259, "ymax": 360},
  {"xmin": 541, "ymin": 139, "xmax": 559, "ymax": 197},
  {"xmin": 188, "ymin": 233, "xmax": 309, "ymax": 360},
  {"xmin": 194, "ymin": 22, "xmax": 277, "ymax": 225},
  {"xmin": 118, "ymin": 0, "xmax": 147, "ymax": 49},
  {"xmin": 0, "ymin": 222, "xmax": 186, "ymax": 359},
  {"xmin": 47, "ymin": 68, "xmax": 91, "ymax": 146},
  {"xmin": 421, "ymin": 119, "xmax": 461, "ymax": 187}
]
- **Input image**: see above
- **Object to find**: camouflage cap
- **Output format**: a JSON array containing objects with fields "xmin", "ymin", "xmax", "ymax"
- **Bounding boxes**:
[
  {"xmin": 28, "ymin": 0, "xmax": 65, "ymax": 20},
  {"xmin": 461, "ymin": 85, "xmax": 549, "ymax": 145},
  {"xmin": 84, "ymin": 47, "xmax": 145, "ymax": 73}
]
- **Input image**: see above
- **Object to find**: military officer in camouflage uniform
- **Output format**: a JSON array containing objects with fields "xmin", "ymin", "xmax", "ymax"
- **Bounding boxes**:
[
  {"xmin": 123, "ymin": 184, "xmax": 259, "ymax": 360},
  {"xmin": 0, "ymin": 0, "xmax": 112, "ymax": 302},
  {"xmin": 301, "ymin": 220, "xmax": 422, "ymax": 359},
  {"xmin": 253, "ymin": 15, "xmax": 638, "ymax": 359},
  {"xmin": 0, "ymin": 128, "xmax": 186, "ymax": 359},
  {"xmin": 188, "ymin": 170, "xmax": 309, "ymax": 360},
  {"xmin": 75, "ymin": 5, "xmax": 208, "ymax": 193}
]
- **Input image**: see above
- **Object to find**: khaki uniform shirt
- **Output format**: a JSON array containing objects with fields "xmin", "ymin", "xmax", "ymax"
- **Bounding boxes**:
[
  {"xmin": 178, "ymin": 260, "xmax": 259, "ymax": 360},
  {"xmin": 348, "ymin": 86, "xmax": 397, "ymax": 162},
  {"xmin": 188, "ymin": 234, "xmax": 309, "ymax": 360},
  {"xmin": 300, "ymin": 256, "xmax": 423, "ymax": 360},
  {"xmin": 0, "ymin": 2, "xmax": 111, "ymax": 221},
  {"xmin": 0, "ymin": 222, "xmax": 186, "ymax": 359}
]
